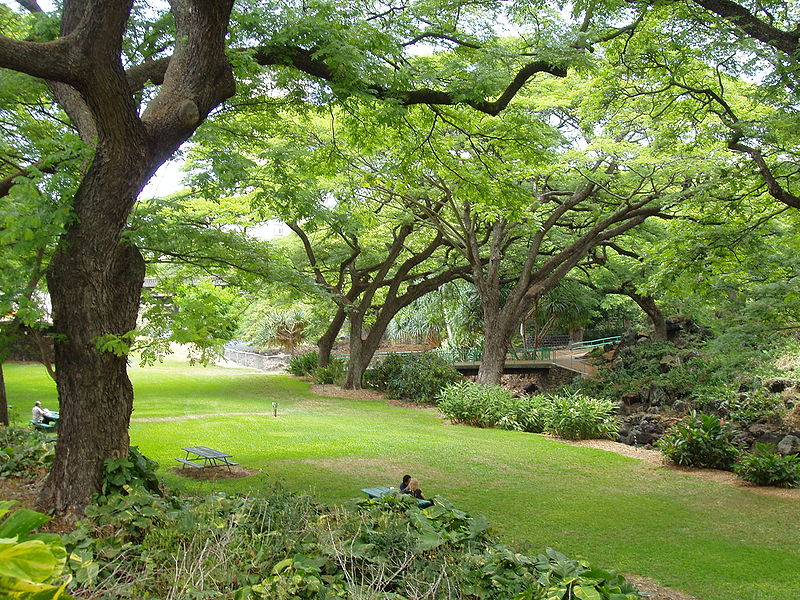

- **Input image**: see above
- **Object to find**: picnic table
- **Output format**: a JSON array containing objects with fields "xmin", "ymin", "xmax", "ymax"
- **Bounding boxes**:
[
  {"xmin": 31, "ymin": 411, "xmax": 60, "ymax": 432},
  {"xmin": 176, "ymin": 446, "xmax": 238, "ymax": 471},
  {"xmin": 360, "ymin": 485, "xmax": 434, "ymax": 508}
]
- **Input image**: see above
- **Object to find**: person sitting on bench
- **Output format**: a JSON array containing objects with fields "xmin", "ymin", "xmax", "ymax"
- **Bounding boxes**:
[
  {"xmin": 32, "ymin": 401, "xmax": 56, "ymax": 425},
  {"xmin": 403, "ymin": 478, "xmax": 426, "ymax": 500}
]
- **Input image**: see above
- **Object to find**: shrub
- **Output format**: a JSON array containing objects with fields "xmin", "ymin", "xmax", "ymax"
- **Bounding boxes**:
[
  {"xmin": 437, "ymin": 381, "xmax": 513, "ymax": 428},
  {"xmin": 543, "ymin": 392, "xmax": 620, "ymax": 440},
  {"xmin": 498, "ymin": 396, "xmax": 548, "ymax": 433},
  {"xmin": 656, "ymin": 411, "xmax": 740, "ymax": 469},
  {"xmin": 64, "ymin": 480, "xmax": 642, "ymax": 600},
  {"xmin": 0, "ymin": 427, "xmax": 55, "ymax": 478},
  {"xmin": 734, "ymin": 443, "xmax": 800, "ymax": 487},
  {"xmin": 312, "ymin": 358, "xmax": 345, "ymax": 384},
  {"xmin": 100, "ymin": 446, "xmax": 162, "ymax": 497},
  {"xmin": 692, "ymin": 386, "xmax": 786, "ymax": 425},
  {"xmin": 372, "ymin": 352, "xmax": 461, "ymax": 403},
  {"xmin": 287, "ymin": 350, "xmax": 319, "ymax": 376}
]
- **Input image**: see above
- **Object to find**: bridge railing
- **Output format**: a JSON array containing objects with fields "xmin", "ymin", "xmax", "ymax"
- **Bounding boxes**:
[
  {"xmin": 568, "ymin": 336, "xmax": 621, "ymax": 351},
  {"xmin": 431, "ymin": 347, "xmax": 554, "ymax": 362}
]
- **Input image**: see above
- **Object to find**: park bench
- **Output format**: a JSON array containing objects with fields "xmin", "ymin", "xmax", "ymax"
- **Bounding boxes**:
[
  {"xmin": 176, "ymin": 446, "xmax": 238, "ymax": 471},
  {"xmin": 30, "ymin": 420, "xmax": 57, "ymax": 432},
  {"xmin": 361, "ymin": 485, "xmax": 434, "ymax": 508}
]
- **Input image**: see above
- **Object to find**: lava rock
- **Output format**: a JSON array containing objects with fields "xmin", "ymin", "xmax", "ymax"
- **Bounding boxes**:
[
  {"xmin": 764, "ymin": 378, "xmax": 797, "ymax": 394},
  {"xmin": 777, "ymin": 435, "xmax": 800, "ymax": 455}
]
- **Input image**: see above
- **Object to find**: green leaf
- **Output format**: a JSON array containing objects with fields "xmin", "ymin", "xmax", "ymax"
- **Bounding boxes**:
[
  {"xmin": 0, "ymin": 539, "xmax": 60, "ymax": 582},
  {"xmin": 0, "ymin": 509, "xmax": 51, "ymax": 539},
  {"xmin": 0, "ymin": 575, "xmax": 72, "ymax": 599}
]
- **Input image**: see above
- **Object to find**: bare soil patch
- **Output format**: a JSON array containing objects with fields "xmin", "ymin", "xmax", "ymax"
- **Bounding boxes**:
[
  {"xmin": 168, "ymin": 465, "xmax": 259, "ymax": 480},
  {"xmin": 555, "ymin": 437, "xmax": 800, "ymax": 500},
  {"xmin": 623, "ymin": 575, "xmax": 700, "ymax": 600},
  {"xmin": 132, "ymin": 412, "xmax": 274, "ymax": 422},
  {"xmin": 0, "ymin": 476, "xmax": 77, "ymax": 533},
  {"xmin": 309, "ymin": 383, "xmax": 439, "ymax": 410}
]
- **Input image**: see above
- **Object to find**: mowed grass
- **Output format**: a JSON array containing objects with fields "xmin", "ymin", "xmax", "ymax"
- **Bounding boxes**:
[{"xmin": 5, "ymin": 361, "xmax": 799, "ymax": 600}]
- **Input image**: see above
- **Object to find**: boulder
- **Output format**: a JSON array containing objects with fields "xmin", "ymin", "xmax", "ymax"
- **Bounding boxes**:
[
  {"xmin": 756, "ymin": 431, "xmax": 785, "ymax": 446},
  {"xmin": 618, "ymin": 414, "xmax": 667, "ymax": 446},
  {"xmin": 776, "ymin": 435, "xmax": 800, "ymax": 456},
  {"xmin": 645, "ymin": 384, "xmax": 670, "ymax": 406},
  {"xmin": 764, "ymin": 378, "xmax": 797, "ymax": 394}
]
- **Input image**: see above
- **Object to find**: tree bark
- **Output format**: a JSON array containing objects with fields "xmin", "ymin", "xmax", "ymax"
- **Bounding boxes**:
[
  {"xmin": 41, "ymin": 168, "xmax": 147, "ymax": 511},
  {"xmin": 627, "ymin": 291, "xmax": 667, "ymax": 341},
  {"xmin": 343, "ymin": 314, "xmax": 368, "ymax": 390},
  {"xmin": 317, "ymin": 307, "xmax": 347, "ymax": 367},
  {"xmin": 476, "ymin": 314, "xmax": 515, "ymax": 385},
  {"xmin": 0, "ymin": 362, "xmax": 8, "ymax": 427}
]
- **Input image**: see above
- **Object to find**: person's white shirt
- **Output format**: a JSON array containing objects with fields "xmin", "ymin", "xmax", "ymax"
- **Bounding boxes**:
[{"xmin": 32, "ymin": 405, "xmax": 50, "ymax": 423}]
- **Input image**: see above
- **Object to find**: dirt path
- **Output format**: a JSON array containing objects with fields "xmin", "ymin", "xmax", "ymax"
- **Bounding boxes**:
[{"xmin": 555, "ymin": 437, "xmax": 800, "ymax": 501}]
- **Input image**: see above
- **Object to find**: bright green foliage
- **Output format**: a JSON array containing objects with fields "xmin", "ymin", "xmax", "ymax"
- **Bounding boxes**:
[
  {"xmin": 657, "ymin": 412, "xmax": 741, "ymax": 470},
  {"xmin": 694, "ymin": 386, "xmax": 787, "ymax": 426},
  {"xmin": 734, "ymin": 444, "xmax": 800, "ymax": 488},
  {"xmin": 312, "ymin": 358, "xmax": 346, "ymax": 384},
  {"xmin": 100, "ymin": 446, "xmax": 162, "ymax": 498},
  {"xmin": 437, "ymin": 381, "xmax": 514, "ymax": 428},
  {"xmin": 543, "ymin": 392, "xmax": 620, "ymax": 441},
  {"xmin": 438, "ymin": 383, "xmax": 618, "ymax": 439},
  {"xmin": 287, "ymin": 351, "xmax": 320, "ymax": 376},
  {"xmin": 138, "ymin": 280, "xmax": 245, "ymax": 365},
  {"xmin": 0, "ymin": 427, "xmax": 54, "ymax": 478},
  {"xmin": 61, "ymin": 481, "xmax": 640, "ymax": 600},
  {"xmin": 0, "ymin": 500, "xmax": 72, "ymax": 600},
  {"xmin": 367, "ymin": 353, "xmax": 461, "ymax": 403}
]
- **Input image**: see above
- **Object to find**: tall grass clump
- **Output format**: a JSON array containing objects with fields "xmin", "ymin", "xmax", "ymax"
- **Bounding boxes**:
[{"xmin": 437, "ymin": 381, "xmax": 513, "ymax": 428}]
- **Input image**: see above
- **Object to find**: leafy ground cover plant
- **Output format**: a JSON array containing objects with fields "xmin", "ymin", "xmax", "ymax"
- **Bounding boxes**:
[
  {"xmin": 312, "ymin": 358, "xmax": 345, "ymax": 384},
  {"xmin": 62, "ymin": 482, "xmax": 641, "ymax": 600},
  {"xmin": 287, "ymin": 351, "xmax": 319, "ymax": 376},
  {"xmin": 734, "ymin": 443, "xmax": 800, "ymax": 487},
  {"xmin": 542, "ymin": 392, "xmax": 620, "ymax": 440},
  {"xmin": 656, "ymin": 411, "xmax": 740, "ymax": 469},
  {"xmin": 367, "ymin": 352, "xmax": 461, "ymax": 403},
  {"xmin": 0, "ymin": 500, "xmax": 72, "ymax": 599},
  {"xmin": 100, "ymin": 446, "xmax": 162, "ymax": 497},
  {"xmin": 0, "ymin": 427, "xmax": 55, "ymax": 478}
]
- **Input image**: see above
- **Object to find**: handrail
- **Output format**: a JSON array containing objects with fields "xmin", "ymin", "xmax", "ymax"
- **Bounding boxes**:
[{"xmin": 568, "ymin": 336, "xmax": 621, "ymax": 350}]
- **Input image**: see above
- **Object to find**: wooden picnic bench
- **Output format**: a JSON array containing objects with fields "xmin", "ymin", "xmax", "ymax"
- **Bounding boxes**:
[
  {"xmin": 176, "ymin": 446, "xmax": 238, "ymax": 471},
  {"xmin": 360, "ymin": 485, "xmax": 434, "ymax": 508}
]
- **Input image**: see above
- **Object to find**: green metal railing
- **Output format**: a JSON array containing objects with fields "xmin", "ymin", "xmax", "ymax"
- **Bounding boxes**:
[
  {"xmin": 432, "ymin": 347, "xmax": 554, "ymax": 362},
  {"xmin": 568, "ymin": 336, "xmax": 621, "ymax": 350}
]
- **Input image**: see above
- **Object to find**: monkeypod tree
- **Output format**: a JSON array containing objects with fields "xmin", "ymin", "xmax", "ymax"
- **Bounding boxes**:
[{"xmin": 5, "ymin": 0, "xmax": 628, "ymax": 509}]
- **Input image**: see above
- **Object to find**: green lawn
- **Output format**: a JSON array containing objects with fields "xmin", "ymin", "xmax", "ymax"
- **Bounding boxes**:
[{"xmin": 5, "ymin": 360, "xmax": 799, "ymax": 600}]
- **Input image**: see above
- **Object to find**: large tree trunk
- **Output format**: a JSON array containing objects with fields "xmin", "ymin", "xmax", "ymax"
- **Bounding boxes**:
[
  {"xmin": 317, "ymin": 307, "xmax": 346, "ymax": 368},
  {"xmin": 627, "ymin": 292, "xmax": 667, "ymax": 341},
  {"xmin": 476, "ymin": 317, "xmax": 515, "ymax": 385},
  {"xmin": 0, "ymin": 362, "xmax": 8, "ymax": 427},
  {"xmin": 40, "ymin": 172, "xmax": 147, "ymax": 512},
  {"xmin": 343, "ymin": 320, "xmax": 368, "ymax": 390}
]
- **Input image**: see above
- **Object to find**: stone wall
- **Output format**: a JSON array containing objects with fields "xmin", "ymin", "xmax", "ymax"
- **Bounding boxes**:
[{"xmin": 223, "ymin": 348, "xmax": 290, "ymax": 372}]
